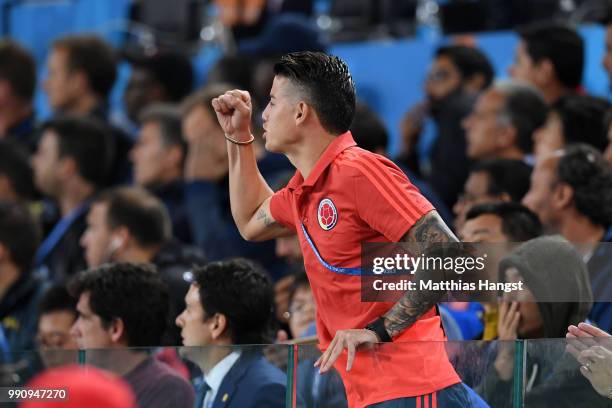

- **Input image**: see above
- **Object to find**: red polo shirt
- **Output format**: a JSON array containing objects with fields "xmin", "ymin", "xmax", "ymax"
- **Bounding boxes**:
[{"xmin": 270, "ymin": 132, "xmax": 460, "ymax": 407}]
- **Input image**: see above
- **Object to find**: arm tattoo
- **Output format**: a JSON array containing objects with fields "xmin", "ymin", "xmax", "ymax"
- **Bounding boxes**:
[
  {"xmin": 383, "ymin": 211, "xmax": 459, "ymax": 338},
  {"xmin": 256, "ymin": 207, "xmax": 277, "ymax": 227}
]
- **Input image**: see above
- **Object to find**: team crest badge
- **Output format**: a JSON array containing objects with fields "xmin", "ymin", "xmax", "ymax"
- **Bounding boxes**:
[{"xmin": 317, "ymin": 198, "xmax": 338, "ymax": 231}]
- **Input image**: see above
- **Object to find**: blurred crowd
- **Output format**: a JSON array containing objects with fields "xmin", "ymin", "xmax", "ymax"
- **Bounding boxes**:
[{"xmin": 2, "ymin": 1, "xmax": 612, "ymax": 407}]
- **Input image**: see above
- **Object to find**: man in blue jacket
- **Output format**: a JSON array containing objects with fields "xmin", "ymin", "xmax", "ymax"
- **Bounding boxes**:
[{"xmin": 176, "ymin": 259, "xmax": 286, "ymax": 408}]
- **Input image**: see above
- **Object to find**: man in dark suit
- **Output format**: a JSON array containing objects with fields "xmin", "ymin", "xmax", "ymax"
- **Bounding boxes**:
[{"xmin": 175, "ymin": 259, "xmax": 286, "ymax": 408}]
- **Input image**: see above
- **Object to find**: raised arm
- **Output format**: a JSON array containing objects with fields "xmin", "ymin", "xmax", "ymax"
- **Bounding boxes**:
[
  {"xmin": 211, "ymin": 89, "xmax": 291, "ymax": 241},
  {"xmin": 383, "ymin": 210, "xmax": 459, "ymax": 337}
]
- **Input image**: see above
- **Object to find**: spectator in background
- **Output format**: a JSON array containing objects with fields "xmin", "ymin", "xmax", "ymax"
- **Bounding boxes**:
[
  {"xmin": 79, "ymin": 186, "xmax": 204, "ymax": 345},
  {"xmin": 68, "ymin": 263, "xmax": 194, "ymax": 408},
  {"xmin": 604, "ymin": 110, "xmax": 612, "ymax": 164},
  {"xmin": 0, "ymin": 140, "xmax": 36, "ymax": 203},
  {"xmin": 522, "ymin": 145, "xmax": 612, "ymax": 332},
  {"xmin": 31, "ymin": 117, "xmax": 112, "ymax": 283},
  {"xmin": 481, "ymin": 235, "xmax": 607, "ymax": 407},
  {"xmin": 36, "ymin": 285, "xmax": 78, "ymax": 368},
  {"xmin": 351, "ymin": 101, "xmax": 453, "ymax": 225},
  {"xmin": 453, "ymin": 159, "xmax": 532, "ymax": 231},
  {"xmin": 130, "ymin": 104, "xmax": 192, "ymax": 243},
  {"xmin": 461, "ymin": 202, "xmax": 542, "ymax": 243},
  {"xmin": 462, "ymin": 81, "xmax": 548, "ymax": 163},
  {"xmin": 175, "ymin": 259, "xmax": 286, "ymax": 408},
  {"xmin": 123, "ymin": 51, "xmax": 193, "ymax": 127},
  {"xmin": 533, "ymin": 94, "xmax": 610, "ymax": 158},
  {"xmin": 399, "ymin": 45, "xmax": 494, "ymax": 209},
  {"xmin": 0, "ymin": 40, "xmax": 37, "ymax": 153},
  {"xmin": 44, "ymin": 35, "xmax": 132, "ymax": 184},
  {"xmin": 602, "ymin": 9, "xmax": 612, "ymax": 87},
  {"xmin": 181, "ymin": 84, "xmax": 287, "ymax": 279},
  {"xmin": 510, "ymin": 22, "xmax": 584, "ymax": 106},
  {"xmin": 0, "ymin": 200, "xmax": 45, "ymax": 355}
]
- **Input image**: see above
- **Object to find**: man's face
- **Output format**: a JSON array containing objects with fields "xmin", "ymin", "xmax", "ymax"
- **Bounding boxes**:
[
  {"xmin": 43, "ymin": 48, "xmax": 79, "ymax": 112},
  {"xmin": 38, "ymin": 310, "xmax": 78, "ymax": 367},
  {"xmin": 463, "ymin": 89, "xmax": 507, "ymax": 160},
  {"xmin": 130, "ymin": 121, "xmax": 168, "ymax": 187},
  {"xmin": 80, "ymin": 202, "xmax": 113, "ymax": 268},
  {"xmin": 603, "ymin": 25, "xmax": 612, "ymax": 86},
  {"xmin": 288, "ymin": 286, "xmax": 316, "ymax": 339},
  {"xmin": 123, "ymin": 68, "xmax": 159, "ymax": 123},
  {"xmin": 522, "ymin": 156, "xmax": 558, "ymax": 229},
  {"xmin": 261, "ymin": 76, "xmax": 301, "ymax": 153},
  {"xmin": 509, "ymin": 41, "xmax": 539, "ymax": 87},
  {"xmin": 425, "ymin": 55, "xmax": 462, "ymax": 103},
  {"xmin": 70, "ymin": 292, "xmax": 115, "ymax": 349},
  {"xmin": 460, "ymin": 214, "xmax": 507, "ymax": 243},
  {"xmin": 31, "ymin": 131, "xmax": 62, "ymax": 198},
  {"xmin": 175, "ymin": 284, "xmax": 212, "ymax": 347},
  {"xmin": 275, "ymin": 235, "xmax": 302, "ymax": 263},
  {"xmin": 453, "ymin": 171, "xmax": 497, "ymax": 230},
  {"xmin": 183, "ymin": 105, "xmax": 226, "ymax": 162},
  {"xmin": 533, "ymin": 112, "xmax": 563, "ymax": 159}
]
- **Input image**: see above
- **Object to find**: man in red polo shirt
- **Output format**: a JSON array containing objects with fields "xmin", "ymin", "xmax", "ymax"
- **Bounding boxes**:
[{"xmin": 211, "ymin": 52, "xmax": 468, "ymax": 407}]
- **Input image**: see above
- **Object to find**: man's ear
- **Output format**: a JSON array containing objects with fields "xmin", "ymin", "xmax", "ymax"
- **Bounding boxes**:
[
  {"xmin": 295, "ymin": 101, "xmax": 309, "ymax": 126},
  {"xmin": 464, "ymin": 74, "xmax": 486, "ymax": 94},
  {"xmin": 0, "ymin": 243, "xmax": 7, "ymax": 263},
  {"xmin": 496, "ymin": 123, "xmax": 517, "ymax": 150},
  {"xmin": 210, "ymin": 313, "xmax": 228, "ymax": 341},
  {"xmin": 534, "ymin": 59, "xmax": 555, "ymax": 86},
  {"xmin": 109, "ymin": 317, "xmax": 126, "ymax": 344},
  {"xmin": 553, "ymin": 182, "xmax": 574, "ymax": 211}
]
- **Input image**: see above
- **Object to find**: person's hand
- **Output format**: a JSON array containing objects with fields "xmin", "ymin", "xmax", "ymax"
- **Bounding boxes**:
[
  {"xmin": 211, "ymin": 89, "xmax": 252, "ymax": 142},
  {"xmin": 575, "ymin": 346, "xmax": 612, "ymax": 399},
  {"xmin": 566, "ymin": 322, "xmax": 611, "ymax": 357},
  {"xmin": 399, "ymin": 102, "xmax": 428, "ymax": 157},
  {"xmin": 494, "ymin": 301, "xmax": 520, "ymax": 380},
  {"xmin": 314, "ymin": 329, "xmax": 378, "ymax": 373}
]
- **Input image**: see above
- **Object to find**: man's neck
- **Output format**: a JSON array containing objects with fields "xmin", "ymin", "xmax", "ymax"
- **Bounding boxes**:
[
  {"xmin": 197, "ymin": 345, "xmax": 232, "ymax": 375},
  {"xmin": 285, "ymin": 131, "xmax": 336, "ymax": 180},
  {"xmin": 541, "ymin": 84, "xmax": 570, "ymax": 106},
  {"xmin": 0, "ymin": 103, "xmax": 32, "ymax": 136},
  {"xmin": 117, "ymin": 245, "xmax": 159, "ymax": 264},
  {"xmin": 58, "ymin": 181, "xmax": 95, "ymax": 217},
  {"xmin": 64, "ymin": 94, "xmax": 100, "ymax": 117},
  {"xmin": 104, "ymin": 349, "xmax": 149, "ymax": 377},
  {"xmin": 490, "ymin": 147, "xmax": 525, "ymax": 161},
  {"xmin": 0, "ymin": 262, "xmax": 21, "ymax": 301},
  {"xmin": 557, "ymin": 212, "xmax": 605, "ymax": 246}
]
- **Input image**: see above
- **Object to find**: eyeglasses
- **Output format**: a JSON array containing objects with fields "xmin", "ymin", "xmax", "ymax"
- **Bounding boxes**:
[{"xmin": 426, "ymin": 69, "xmax": 453, "ymax": 83}]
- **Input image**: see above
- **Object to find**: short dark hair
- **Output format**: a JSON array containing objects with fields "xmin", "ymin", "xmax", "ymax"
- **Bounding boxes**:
[
  {"xmin": 496, "ymin": 82, "xmax": 548, "ymax": 154},
  {"xmin": 552, "ymin": 95, "xmax": 610, "ymax": 152},
  {"xmin": 41, "ymin": 116, "xmax": 113, "ymax": 187},
  {"xmin": 436, "ymin": 45, "xmax": 494, "ymax": 89},
  {"xmin": 350, "ymin": 101, "xmax": 388, "ymax": 153},
  {"xmin": 518, "ymin": 23, "xmax": 584, "ymax": 89},
  {"xmin": 53, "ymin": 35, "xmax": 117, "ymax": 99},
  {"xmin": 0, "ymin": 141, "xmax": 35, "ymax": 200},
  {"xmin": 95, "ymin": 187, "xmax": 171, "ymax": 247},
  {"xmin": 0, "ymin": 39, "xmax": 36, "ymax": 102},
  {"xmin": 274, "ymin": 51, "xmax": 356, "ymax": 135},
  {"xmin": 0, "ymin": 201, "xmax": 40, "ymax": 271},
  {"xmin": 193, "ymin": 259, "xmax": 275, "ymax": 344},
  {"xmin": 38, "ymin": 285, "xmax": 77, "ymax": 317},
  {"xmin": 471, "ymin": 159, "xmax": 532, "ymax": 202},
  {"xmin": 288, "ymin": 269, "xmax": 310, "ymax": 307},
  {"xmin": 556, "ymin": 144, "xmax": 612, "ymax": 227},
  {"xmin": 466, "ymin": 202, "xmax": 542, "ymax": 241},
  {"xmin": 68, "ymin": 263, "xmax": 169, "ymax": 347},
  {"xmin": 139, "ymin": 104, "xmax": 186, "ymax": 158},
  {"xmin": 130, "ymin": 51, "xmax": 193, "ymax": 102}
]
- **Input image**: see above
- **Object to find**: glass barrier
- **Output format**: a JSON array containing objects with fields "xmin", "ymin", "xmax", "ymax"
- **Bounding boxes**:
[{"xmin": 2, "ymin": 340, "xmax": 611, "ymax": 407}]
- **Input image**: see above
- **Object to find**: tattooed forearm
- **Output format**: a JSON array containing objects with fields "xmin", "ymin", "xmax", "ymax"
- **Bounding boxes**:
[
  {"xmin": 256, "ymin": 207, "xmax": 277, "ymax": 227},
  {"xmin": 383, "ymin": 211, "xmax": 459, "ymax": 338}
]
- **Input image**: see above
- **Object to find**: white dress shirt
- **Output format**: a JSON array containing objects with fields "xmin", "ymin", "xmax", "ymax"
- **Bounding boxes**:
[{"xmin": 202, "ymin": 351, "xmax": 241, "ymax": 408}]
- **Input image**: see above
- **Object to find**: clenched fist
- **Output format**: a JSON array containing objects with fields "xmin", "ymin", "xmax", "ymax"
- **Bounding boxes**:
[{"xmin": 211, "ymin": 89, "xmax": 253, "ymax": 142}]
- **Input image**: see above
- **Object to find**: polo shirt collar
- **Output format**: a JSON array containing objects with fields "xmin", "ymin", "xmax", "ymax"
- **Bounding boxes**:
[{"xmin": 287, "ymin": 131, "xmax": 356, "ymax": 190}]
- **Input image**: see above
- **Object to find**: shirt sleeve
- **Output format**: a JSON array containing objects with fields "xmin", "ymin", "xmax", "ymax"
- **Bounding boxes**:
[
  {"xmin": 269, "ymin": 187, "xmax": 296, "ymax": 231},
  {"xmin": 351, "ymin": 155, "xmax": 434, "ymax": 242}
]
